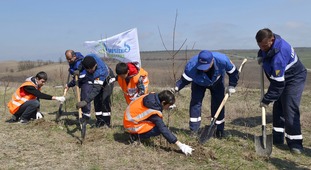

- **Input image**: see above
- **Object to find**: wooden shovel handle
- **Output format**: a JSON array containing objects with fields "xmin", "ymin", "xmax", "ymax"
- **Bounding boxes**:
[
  {"xmin": 75, "ymin": 75, "xmax": 82, "ymax": 119},
  {"xmin": 260, "ymin": 65, "xmax": 266, "ymax": 126},
  {"xmin": 213, "ymin": 93, "xmax": 229, "ymax": 120}
]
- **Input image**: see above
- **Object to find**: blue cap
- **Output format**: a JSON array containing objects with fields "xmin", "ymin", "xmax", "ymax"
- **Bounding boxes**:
[{"xmin": 197, "ymin": 50, "xmax": 213, "ymax": 70}]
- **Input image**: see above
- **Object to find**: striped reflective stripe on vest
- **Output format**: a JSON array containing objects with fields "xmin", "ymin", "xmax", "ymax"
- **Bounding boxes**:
[{"xmin": 126, "ymin": 107, "xmax": 161, "ymax": 124}]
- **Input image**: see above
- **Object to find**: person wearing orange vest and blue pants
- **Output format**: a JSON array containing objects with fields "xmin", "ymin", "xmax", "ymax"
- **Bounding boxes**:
[
  {"xmin": 115, "ymin": 62, "xmax": 149, "ymax": 104},
  {"xmin": 6, "ymin": 71, "xmax": 66, "ymax": 123},
  {"xmin": 123, "ymin": 90, "xmax": 193, "ymax": 156}
]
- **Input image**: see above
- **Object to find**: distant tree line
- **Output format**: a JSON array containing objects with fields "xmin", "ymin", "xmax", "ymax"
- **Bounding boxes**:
[{"xmin": 18, "ymin": 60, "xmax": 54, "ymax": 71}]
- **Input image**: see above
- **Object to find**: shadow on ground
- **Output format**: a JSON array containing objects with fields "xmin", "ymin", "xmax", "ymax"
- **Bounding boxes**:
[{"xmin": 231, "ymin": 114, "xmax": 273, "ymax": 128}]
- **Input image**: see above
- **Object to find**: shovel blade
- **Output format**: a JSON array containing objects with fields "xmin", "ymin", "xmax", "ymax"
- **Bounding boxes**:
[
  {"xmin": 55, "ymin": 103, "xmax": 63, "ymax": 122},
  {"xmin": 254, "ymin": 134, "xmax": 273, "ymax": 157},
  {"xmin": 199, "ymin": 124, "xmax": 217, "ymax": 144},
  {"xmin": 80, "ymin": 118, "xmax": 87, "ymax": 144}
]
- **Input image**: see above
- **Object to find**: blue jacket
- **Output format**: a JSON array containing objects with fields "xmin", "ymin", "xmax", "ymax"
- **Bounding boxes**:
[
  {"xmin": 258, "ymin": 34, "xmax": 306, "ymax": 104},
  {"xmin": 176, "ymin": 52, "xmax": 239, "ymax": 90},
  {"xmin": 67, "ymin": 52, "xmax": 88, "ymax": 87},
  {"xmin": 83, "ymin": 54, "xmax": 110, "ymax": 103},
  {"xmin": 143, "ymin": 93, "xmax": 177, "ymax": 144}
]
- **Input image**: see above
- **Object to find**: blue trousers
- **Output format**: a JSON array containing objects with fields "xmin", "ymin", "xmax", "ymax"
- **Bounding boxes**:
[
  {"xmin": 189, "ymin": 78, "xmax": 225, "ymax": 132},
  {"xmin": 94, "ymin": 68, "xmax": 115, "ymax": 126},
  {"xmin": 14, "ymin": 99, "xmax": 40, "ymax": 121},
  {"xmin": 272, "ymin": 69, "xmax": 307, "ymax": 149},
  {"xmin": 80, "ymin": 82, "xmax": 92, "ymax": 114},
  {"xmin": 139, "ymin": 126, "xmax": 161, "ymax": 139}
]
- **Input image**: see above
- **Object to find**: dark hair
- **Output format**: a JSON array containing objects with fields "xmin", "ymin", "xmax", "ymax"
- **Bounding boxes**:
[
  {"xmin": 36, "ymin": 71, "xmax": 48, "ymax": 81},
  {"xmin": 256, "ymin": 28, "xmax": 273, "ymax": 43},
  {"xmin": 158, "ymin": 90, "xmax": 175, "ymax": 105},
  {"xmin": 115, "ymin": 62, "xmax": 128, "ymax": 75},
  {"xmin": 82, "ymin": 56, "xmax": 97, "ymax": 69}
]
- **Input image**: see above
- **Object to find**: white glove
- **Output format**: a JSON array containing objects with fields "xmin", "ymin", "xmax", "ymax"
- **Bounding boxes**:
[
  {"xmin": 36, "ymin": 112, "xmax": 44, "ymax": 119},
  {"xmin": 169, "ymin": 104, "xmax": 176, "ymax": 110},
  {"xmin": 176, "ymin": 141, "xmax": 193, "ymax": 156},
  {"xmin": 129, "ymin": 93, "xmax": 139, "ymax": 101},
  {"xmin": 170, "ymin": 87, "xmax": 179, "ymax": 94},
  {"xmin": 55, "ymin": 96, "xmax": 66, "ymax": 102},
  {"xmin": 108, "ymin": 77, "xmax": 116, "ymax": 85},
  {"xmin": 226, "ymin": 86, "xmax": 236, "ymax": 96}
]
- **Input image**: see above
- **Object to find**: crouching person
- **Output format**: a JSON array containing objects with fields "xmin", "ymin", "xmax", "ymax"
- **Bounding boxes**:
[
  {"xmin": 6, "ymin": 71, "xmax": 66, "ymax": 123},
  {"xmin": 123, "ymin": 90, "xmax": 194, "ymax": 156}
]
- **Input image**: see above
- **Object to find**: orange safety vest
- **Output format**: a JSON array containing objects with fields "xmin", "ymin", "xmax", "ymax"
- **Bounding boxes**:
[
  {"xmin": 7, "ymin": 78, "xmax": 40, "ymax": 114},
  {"xmin": 117, "ymin": 67, "xmax": 149, "ymax": 104},
  {"xmin": 123, "ymin": 95, "xmax": 163, "ymax": 134}
]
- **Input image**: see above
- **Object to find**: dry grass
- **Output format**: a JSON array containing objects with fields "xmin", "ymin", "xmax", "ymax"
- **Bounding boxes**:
[{"xmin": 1, "ymin": 53, "xmax": 311, "ymax": 169}]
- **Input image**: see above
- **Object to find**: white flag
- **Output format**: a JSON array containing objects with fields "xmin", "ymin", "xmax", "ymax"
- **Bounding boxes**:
[{"xmin": 84, "ymin": 28, "xmax": 141, "ymax": 67}]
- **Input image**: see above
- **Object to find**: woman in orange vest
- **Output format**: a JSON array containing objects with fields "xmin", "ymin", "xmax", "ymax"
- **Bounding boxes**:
[
  {"xmin": 115, "ymin": 62, "xmax": 149, "ymax": 104},
  {"xmin": 6, "ymin": 71, "xmax": 66, "ymax": 123},
  {"xmin": 123, "ymin": 90, "xmax": 193, "ymax": 155}
]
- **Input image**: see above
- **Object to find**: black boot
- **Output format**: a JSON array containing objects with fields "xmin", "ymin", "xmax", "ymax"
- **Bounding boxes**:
[
  {"xmin": 95, "ymin": 115, "xmax": 106, "ymax": 128},
  {"xmin": 5, "ymin": 115, "xmax": 18, "ymax": 123},
  {"xmin": 273, "ymin": 131, "xmax": 284, "ymax": 145}
]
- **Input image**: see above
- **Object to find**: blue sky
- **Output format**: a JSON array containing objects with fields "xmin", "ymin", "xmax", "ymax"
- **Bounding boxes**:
[{"xmin": 0, "ymin": 0, "xmax": 310, "ymax": 61}]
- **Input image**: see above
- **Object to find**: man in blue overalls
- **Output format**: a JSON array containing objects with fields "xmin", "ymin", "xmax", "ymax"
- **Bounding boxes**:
[
  {"xmin": 256, "ymin": 28, "xmax": 307, "ymax": 154},
  {"xmin": 65, "ymin": 50, "xmax": 92, "ymax": 120},
  {"xmin": 173, "ymin": 50, "xmax": 239, "ymax": 138},
  {"xmin": 76, "ymin": 54, "xmax": 115, "ymax": 128}
]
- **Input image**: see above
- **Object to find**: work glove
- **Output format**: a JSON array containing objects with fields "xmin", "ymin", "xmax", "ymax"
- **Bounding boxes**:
[
  {"xmin": 129, "ymin": 93, "xmax": 139, "ymax": 101},
  {"xmin": 226, "ymin": 86, "xmax": 236, "ymax": 96},
  {"xmin": 73, "ymin": 70, "xmax": 80, "ymax": 76},
  {"xmin": 170, "ymin": 87, "xmax": 179, "ymax": 94},
  {"xmin": 108, "ymin": 77, "xmax": 116, "ymax": 85},
  {"xmin": 76, "ymin": 100, "xmax": 87, "ymax": 109},
  {"xmin": 55, "ymin": 96, "xmax": 66, "ymax": 102},
  {"xmin": 176, "ymin": 141, "xmax": 193, "ymax": 156},
  {"xmin": 169, "ymin": 104, "xmax": 176, "ymax": 110},
  {"xmin": 36, "ymin": 112, "xmax": 44, "ymax": 119},
  {"xmin": 260, "ymin": 102, "xmax": 268, "ymax": 108}
]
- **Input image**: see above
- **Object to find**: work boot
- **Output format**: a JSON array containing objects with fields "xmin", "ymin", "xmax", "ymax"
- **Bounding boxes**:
[
  {"xmin": 5, "ymin": 115, "xmax": 18, "ymax": 123},
  {"xmin": 290, "ymin": 148, "xmax": 302, "ymax": 155},
  {"xmin": 129, "ymin": 133, "xmax": 140, "ymax": 145},
  {"xmin": 273, "ymin": 131, "xmax": 284, "ymax": 145},
  {"xmin": 19, "ymin": 119, "xmax": 29, "ymax": 124}
]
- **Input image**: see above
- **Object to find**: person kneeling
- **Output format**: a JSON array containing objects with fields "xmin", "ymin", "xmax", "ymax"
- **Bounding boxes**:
[{"xmin": 123, "ymin": 90, "xmax": 193, "ymax": 156}]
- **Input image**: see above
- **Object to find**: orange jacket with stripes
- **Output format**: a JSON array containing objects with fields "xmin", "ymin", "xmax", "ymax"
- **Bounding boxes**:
[
  {"xmin": 7, "ymin": 78, "xmax": 40, "ymax": 114},
  {"xmin": 123, "ymin": 95, "xmax": 163, "ymax": 134},
  {"xmin": 117, "ymin": 67, "xmax": 149, "ymax": 104}
]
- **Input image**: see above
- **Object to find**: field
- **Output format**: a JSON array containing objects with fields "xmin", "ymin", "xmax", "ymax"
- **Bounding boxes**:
[{"xmin": 0, "ymin": 50, "xmax": 311, "ymax": 169}]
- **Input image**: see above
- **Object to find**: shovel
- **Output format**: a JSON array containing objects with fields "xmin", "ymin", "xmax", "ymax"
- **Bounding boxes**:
[
  {"xmin": 56, "ymin": 72, "xmax": 70, "ymax": 122},
  {"xmin": 56, "ymin": 88, "xmax": 68, "ymax": 122},
  {"xmin": 75, "ymin": 75, "xmax": 86, "ymax": 144},
  {"xmin": 254, "ymin": 65, "xmax": 272, "ymax": 156},
  {"xmin": 199, "ymin": 93, "xmax": 229, "ymax": 144},
  {"xmin": 199, "ymin": 58, "xmax": 247, "ymax": 144}
]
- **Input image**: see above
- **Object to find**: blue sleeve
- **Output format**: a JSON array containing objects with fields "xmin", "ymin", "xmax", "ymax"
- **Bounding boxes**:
[
  {"xmin": 262, "ymin": 79, "xmax": 285, "ymax": 104},
  {"xmin": 147, "ymin": 115, "xmax": 178, "ymax": 144},
  {"xmin": 175, "ymin": 74, "xmax": 191, "ymax": 91},
  {"xmin": 227, "ymin": 68, "xmax": 239, "ymax": 87}
]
